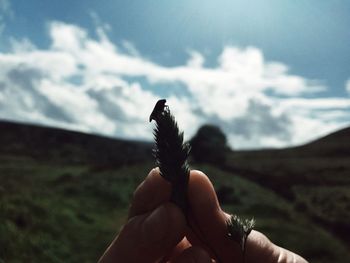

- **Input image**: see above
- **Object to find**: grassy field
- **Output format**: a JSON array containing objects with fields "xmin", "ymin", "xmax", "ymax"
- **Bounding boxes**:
[
  {"xmin": 0, "ymin": 121, "xmax": 349, "ymax": 262},
  {"xmin": 1, "ymin": 156, "xmax": 349, "ymax": 262},
  {"xmin": 0, "ymin": 156, "xmax": 151, "ymax": 263}
]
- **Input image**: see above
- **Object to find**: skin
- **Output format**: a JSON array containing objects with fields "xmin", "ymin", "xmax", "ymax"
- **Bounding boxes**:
[{"xmin": 99, "ymin": 168, "xmax": 308, "ymax": 263}]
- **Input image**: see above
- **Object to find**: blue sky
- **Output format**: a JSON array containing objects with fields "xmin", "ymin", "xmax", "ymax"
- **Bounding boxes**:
[{"xmin": 0, "ymin": 0, "xmax": 349, "ymax": 148}]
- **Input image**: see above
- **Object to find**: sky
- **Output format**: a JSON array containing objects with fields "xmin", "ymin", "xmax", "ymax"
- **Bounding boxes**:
[{"xmin": 0, "ymin": 0, "xmax": 349, "ymax": 149}]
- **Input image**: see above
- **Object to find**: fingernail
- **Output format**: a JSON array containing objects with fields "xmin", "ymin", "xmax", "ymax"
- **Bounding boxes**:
[{"xmin": 142, "ymin": 205, "xmax": 168, "ymax": 244}]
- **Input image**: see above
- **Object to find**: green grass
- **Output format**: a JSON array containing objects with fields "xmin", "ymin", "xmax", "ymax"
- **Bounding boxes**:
[
  {"xmin": 0, "ymin": 156, "xmax": 152, "ymax": 262},
  {"xmin": 1, "ymin": 156, "xmax": 349, "ymax": 262},
  {"xmin": 227, "ymin": 150, "xmax": 350, "ymax": 247},
  {"xmin": 293, "ymin": 185, "xmax": 350, "ymax": 226}
]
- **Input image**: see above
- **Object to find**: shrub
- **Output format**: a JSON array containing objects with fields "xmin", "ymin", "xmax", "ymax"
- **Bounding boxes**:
[{"xmin": 190, "ymin": 124, "xmax": 230, "ymax": 164}]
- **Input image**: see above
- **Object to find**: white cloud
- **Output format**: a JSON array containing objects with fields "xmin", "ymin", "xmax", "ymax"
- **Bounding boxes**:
[
  {"xmin": 346, "ymin": 79, "xmax": 350, "ymax": 94},
  {"xmin": 277, "ymin": 97, "xmax": 350, "ymax": 110},
  {"xmin": 187, "ymin": 51, "xmax": 205, "ymax": 68},
  {"xmin": 10, "ymin": 37, "xmax": 36, "ymax": 52},
  {"xmin": 0, "ymin": 21, "xmax": 349, "ymax": 149}
]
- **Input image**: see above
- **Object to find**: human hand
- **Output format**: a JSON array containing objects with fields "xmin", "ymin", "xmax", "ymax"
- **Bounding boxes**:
[{"xmin": 99, "ymin": 168, "xmax": 308, "ymax": 263}]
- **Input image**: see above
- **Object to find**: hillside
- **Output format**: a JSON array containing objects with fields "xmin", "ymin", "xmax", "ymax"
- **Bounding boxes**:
[
  {"xmin": 227, "ymin": 126, "xmax": 350, "ymax": 245},
  {"xmin": 231, "ymin": 126, "xmax": 350, "ymax": 158},
  {"xmin": 228, "ymin": 125, "xmax": 350, "ymax": 188},
  {"xmin": 298, "ymin": 126, "xmax": 350, "ymax": 156},
  {"xmin": 0, "ymin": 120, "xmax": 152, "ymax": 167},
  {"xmin": 0, "ymin": 120, "xmax": 349, "ymax": 262}
]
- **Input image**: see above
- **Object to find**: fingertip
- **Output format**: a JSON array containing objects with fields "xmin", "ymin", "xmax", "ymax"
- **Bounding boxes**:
[
  {"xmin": 246, "ymin": 231, "xmax": 309, "ymax": 263},
  {"xmin": 189, "ymin": 170, "xmax": 221, "ymax": 213},
  {"xmin": 129, "ymin": 168, "xmax": 171, "ymax": 218}
]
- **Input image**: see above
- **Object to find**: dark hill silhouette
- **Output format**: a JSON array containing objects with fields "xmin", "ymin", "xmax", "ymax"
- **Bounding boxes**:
[
  {"xmin": 296, "ymin": 126, "xmax": 350, "ymax": 156},
  {"xmin": 0, "ymin": 120, "xmax": 152, "ymax": 167},
  {"xmin": 228, "ymin": 125, "xmax": 350, "ymax": 193},
  {"xmin": 1, "ymin": 119, "xmax": 349, "ymax": 167},
  {"xmin": 232, "ymin": 126, "xmax": 350, "ymax": 160}
]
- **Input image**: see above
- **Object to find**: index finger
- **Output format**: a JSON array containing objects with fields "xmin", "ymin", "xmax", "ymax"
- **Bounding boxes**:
[{"xmin": 128, "ymin": 168, "xmax": 171, "ymax": 219}]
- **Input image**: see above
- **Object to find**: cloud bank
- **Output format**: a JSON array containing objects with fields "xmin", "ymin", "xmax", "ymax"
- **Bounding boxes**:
[
  {"xmin": 0, "ymin": 21, "xmax": 349, "ymax": 148},
  {"xmin": 346, "ymin": 79, "xmax": 350, "ymax": 94}
]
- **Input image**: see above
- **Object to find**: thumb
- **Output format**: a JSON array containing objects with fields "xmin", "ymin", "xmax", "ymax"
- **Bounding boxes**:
[{"xmin": 99, "ymin": 203, "xmax": 186, "ymax": 263}]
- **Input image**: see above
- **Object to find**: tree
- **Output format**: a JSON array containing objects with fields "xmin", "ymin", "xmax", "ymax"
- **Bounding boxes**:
[{"xmin": 190, "ymin": 124, "xmax": 230, "ymax": 164}]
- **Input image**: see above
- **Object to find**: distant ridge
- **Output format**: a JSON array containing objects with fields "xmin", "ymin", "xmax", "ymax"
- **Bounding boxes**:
[
  {"xmin": 0, "ymin": 120, "xmax": 152, "ymax": 166},
  {"xmin": 235, "ymin": 126, "xmax": 350, "ymax": 158},
  {"xmin": 295, "ymin": 126, "xmax": 350, "ymax": 156},
  {"xmin": 0, "ymin": 120, "xmax": 349, "ymax": 165}
]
